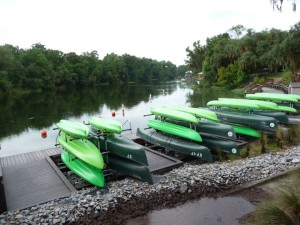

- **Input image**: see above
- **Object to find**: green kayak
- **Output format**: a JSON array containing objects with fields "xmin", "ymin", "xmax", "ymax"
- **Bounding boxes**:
[
  {"xmin": 89, "ymin": 117, "xmax": 122, "ymax": 134},
  {"xmin": 57, "ymin": 133, "xmax": 104, "ymax": 169},
  {"xmin": 104, "ymin": 153, "xmax": 153, "ymax": 184},
  {"xmin": 246, "ymin": 93, "xmax": 300, "ymax": 102},
  {"xmin": 148, "ymin": 120, "xmax": 202, "ymax": 142},
  {"xmin": 61, "ymin": 150, "xmax": 105, "ymax": 187},
  {"xmin": 56, "ymin": 120, "xmax": 89, "ymax": 139},
  {"xmin": 137, "ymin": 128, "xmax": 212, "ymax": 162},
  {"xmin": 150, "ymin": 107, "xmax": 198, "ymax": 124},
  {"xmin": 163, "ymin": 105, "xmax": 219, "ymax": 121},
  {"xmin": 218, "ymin": 98, "xmax": 279, "ymax": 110},
  {"xmin": 231, "ymin": 124, "xmax": 260, "ymax": 138},
  {"xmin": 207, "ymin": 100, "xmax": 261, "ymax": 110},
  {"xmin": 90, "ymin": 133, "xmax": 149, "ymax": 166}
]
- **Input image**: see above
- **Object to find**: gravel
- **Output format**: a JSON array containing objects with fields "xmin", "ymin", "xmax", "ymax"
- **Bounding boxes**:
[{"xmin": 1, "ymin": 146, "xmax": 300, "ymax": 225}]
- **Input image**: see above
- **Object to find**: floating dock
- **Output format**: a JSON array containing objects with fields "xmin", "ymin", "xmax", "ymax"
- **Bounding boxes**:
[{"xmin": 0, "ymin": 143, "xmax": 182, "ymax": 212}]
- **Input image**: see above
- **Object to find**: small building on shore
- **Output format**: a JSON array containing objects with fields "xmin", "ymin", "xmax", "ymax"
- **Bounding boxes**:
[{"xmin": 289, "ymin": 82, "xmax": 300, "ymax": 95}]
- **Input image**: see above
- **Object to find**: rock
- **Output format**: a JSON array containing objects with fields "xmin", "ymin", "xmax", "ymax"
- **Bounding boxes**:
[
  {"xmin": 15, "ymin": 214, "xmax": 23, "ymax": 219},
  {"xmin": 292, "ymin": 158, "xmax": 300, "ymax": 163},
  {"xmin": 179, "ymin": 184, "xmax": 188, "ymax": 193},
  {"xmin": 53, "ymin": 218, "xmax": 61, "ymax": 224}
]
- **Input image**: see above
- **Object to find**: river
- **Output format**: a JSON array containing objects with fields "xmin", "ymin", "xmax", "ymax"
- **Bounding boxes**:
[{"xmin": 0, "ymin": 81, "xmax": 242, "ymax": 157}]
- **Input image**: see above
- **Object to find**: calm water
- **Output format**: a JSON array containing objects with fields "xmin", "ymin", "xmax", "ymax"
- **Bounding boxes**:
[
  {"xmin": 126, "ymin": 196, "xmax": 255, "ymax": 225},
  {"xmin": 0, "ymin": 81, "xmax": 242, "ymax": 157}
]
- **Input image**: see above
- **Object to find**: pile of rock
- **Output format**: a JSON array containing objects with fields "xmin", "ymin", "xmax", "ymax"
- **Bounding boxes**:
[{"xmin": 1, "ymin": 146, "xmax": 300, "ymax": 225}]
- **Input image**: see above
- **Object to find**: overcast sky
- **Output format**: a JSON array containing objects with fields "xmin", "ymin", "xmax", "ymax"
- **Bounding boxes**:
[{"xmin": 0, "ymin": 0, "xmax": 299, "ymax": 65}]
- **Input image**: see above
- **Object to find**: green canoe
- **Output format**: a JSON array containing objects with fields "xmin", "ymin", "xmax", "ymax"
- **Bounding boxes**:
[
  {"xmin": 89, "ymin": 117, "xmax": 122, "ymax": 134},
  {"xmin": 246, "ymin": 93, "xmax": 300, "ymax": 102},
  {"xmin": 104, "ymin": 153, "xmax": 153, "ymax": 184},
  {"xmin": 56, "ymin": 120, "xmax": 89, "ymax": 139},
  {"xmin": 57, "ymin": 133, "xmax": 104, "ymax": 169},
  {"xmin": 162, "ymin": 117, "xmax": 237, "ymax": 139},
  {"xmin": 148, "ymin": 120, "xmax": 202, "ymax": 142},
  {"xmin": 150, "ymin": 107, "xmax": 198, "ymax": 124},
  {"xmin": 208, "ymin": 109, "xmax": 278, "ymax": 133},
  {"xmin": 61, "ymin": 150, "xmax": 105, "ymax": 187},
  {"xmin": 137, "ymin": 128, "xmax": 212, "ymax": 162},
  {"xmin": 163, "ymin": 105, "xmax": 219, "ymax": 121},
  {"xmin": 90, "ymin": 133, "xmax": 149, "ymax": 166}
]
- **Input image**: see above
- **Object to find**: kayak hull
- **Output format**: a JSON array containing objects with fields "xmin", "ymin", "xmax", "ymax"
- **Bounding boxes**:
[
  {"xmin": 148, "ymin": 120, "xmax": 202, "ymax": 142},
  {"xmin": 136, "ymin": 128, "xmax": 212, "ymax": 162},
  {"xmin": 89, "ymin": 117, "xmax": 122, "ymax": 134},
  {"xmin": 208, "ymin": 109, "xmax": 278, "ymax": 133},
  {"xmin": 90, "ymin": 133, "xmax": 149, "ymax": 166},
  {"xmin": 150, "ymin": 107, "xmax": 199, "ymax": 123},
  {"xmin": 61, "ymin": 150, "xmax": 105, "ymax": 187},
  {"xmin": 105, "ymin": 153, "xmax": 153, "ymax": 184},
  {"xmin": 57, "ymin": 133, "xmax": 104, "ymax": 169},
  {"xmin": 56, "ymin": 120, "xmax": 89, "ymax": 139}
]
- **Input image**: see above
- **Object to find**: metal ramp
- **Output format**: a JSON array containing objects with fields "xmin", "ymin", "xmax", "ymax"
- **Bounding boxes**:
[{"xmin": 2, "ymin": 157, "xmax": 75, "ymax": 211}]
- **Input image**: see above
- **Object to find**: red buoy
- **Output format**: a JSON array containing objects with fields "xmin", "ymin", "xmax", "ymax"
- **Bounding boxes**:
[
  {"xmin": 112, "ymin": 111, "xmax": 116, "ymax": 117},
  {"xmin": 41, "ymin": 130, "xmax": 47, "ymax": 138}
]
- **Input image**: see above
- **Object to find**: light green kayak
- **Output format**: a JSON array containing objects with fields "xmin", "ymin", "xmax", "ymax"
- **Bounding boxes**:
[
  {"xmin": 218, "ymin": 98, "xmax": 279, "ymax": 110},
  {"xmin": 148, "ymin": 120, "xmax": 202, "ymax": 142},
  {"xmin": 218, "ymin": 98, "xmax": 296, "ymax": 112},
  {"xmin": 89, "ymin": 117, "xmax": 122, "ymax": 134},
  {"xmin": 231, "ymin": 124, "xmax": 260, "ymax": 138},
  {"xmin": 163, "ymin": 105, "xmax": 219, "ymax": 121},
  {"xmin": 56, "ymin": 120, "xmax": 89, "ymax": 139},
  {"xmin": 61, "ymin": 150, "xmax": 105, "ymax": 187},
  {"xmin": 246, "ymin": 93, "xmax": 300, "ymax": 102},
  {"xmin": 150, "ymin": 107, "xmax": 198, "ymax": 124},
  {"xmin": 207, "ymin": 100, "xmax": 261, "ymax": 110},
  {"xmin": 57, "ymin": 133, "xmax": 104, "ymax": 169}
]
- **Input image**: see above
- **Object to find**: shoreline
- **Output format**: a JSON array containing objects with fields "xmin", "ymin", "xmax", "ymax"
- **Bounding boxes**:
[{"xmin": 1, "ymin": 145, "xmax": 300, "ymax": 225}]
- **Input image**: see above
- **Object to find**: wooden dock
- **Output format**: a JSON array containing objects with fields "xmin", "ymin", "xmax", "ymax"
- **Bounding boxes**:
[
  {"xmin": 0, "ymin": 148, "xmax": 75, "ymax": 212},
  {"xmin": 0, "ymin": 144, "xmax": 182, "ymax": 212}
]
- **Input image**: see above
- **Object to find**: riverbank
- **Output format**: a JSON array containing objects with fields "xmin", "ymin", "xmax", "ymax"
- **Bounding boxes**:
[{"xmin": 1, "ymin": 145, "xmax": 300, "ymax": 225}]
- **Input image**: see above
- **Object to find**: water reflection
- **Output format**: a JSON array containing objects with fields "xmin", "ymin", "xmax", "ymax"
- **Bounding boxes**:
[
  {"xmin": 0, "ymin": 82, "xmax": 242, "ymax": 156},
  {"xmin": 126, "ymin": 197, "xmax": 255, "ymax": 225}
]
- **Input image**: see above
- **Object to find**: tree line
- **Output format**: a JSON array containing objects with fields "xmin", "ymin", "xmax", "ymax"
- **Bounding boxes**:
[
  {"xmin": 0, "ymin": 43, "xmax": 187, "ymax": 98},
  {"xmin": 185, "ymin": 22, "xmax": 300, "ymax": 89}
]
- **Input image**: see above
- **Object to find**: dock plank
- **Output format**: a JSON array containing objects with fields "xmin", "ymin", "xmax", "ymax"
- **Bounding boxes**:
[{"xmin": 2, "ymin": 158, "xmax": 73, "ymax": 211}]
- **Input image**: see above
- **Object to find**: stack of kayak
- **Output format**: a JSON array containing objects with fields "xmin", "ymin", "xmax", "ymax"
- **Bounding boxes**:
[
  {"xmin": 246, "ymin": 93, "xmax": 300, "ymax": 112},
  {"xmin": 137, "ymin": 107, "xmax": 248, "ymax": 162},
  {"xmin": 88, "ymin": 117, "xmax": 153, "ymax": 184},
  {"xmin": 206, "ymin": 98, "xmax": 297, "ymax": 133},
  {"xmin": 56, "ymin": 120, "xmax": 105, "ymax": 187},
  {"xmin": 56, "ymin": 117, "xmax": 154, "ymax": 187}
]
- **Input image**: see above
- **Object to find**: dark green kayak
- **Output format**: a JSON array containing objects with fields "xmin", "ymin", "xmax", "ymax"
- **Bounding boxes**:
[
  {"xmin": 91, "ymin": 133, "xmax": 149, "ymax": 166},
  {"xmin": 148, "ymin": 120, "xmax": 202, "ymax": 142},
  {"xmin": 61, "ymin": 150, "xmax": 105, "ymax": 187},
  {"xmin": 104, "ymin": 153, "xmax": 153, "ymax": 184},
  {"xmin": 208, "ymin": 109, "xmax": 278, "ymax": 133},
  {"xmin": 137, "ymin": 128, "xmax": 213, "ymax": 162},
  {"xmin": 200, "ymin": 133, "xmax": 246, "ymax": 156},
  {"xmin": 161, "ymin": 117, "xmax": 237, "ymax": 139},
  {"xmin": 57, "ymin": 133, "xmax": 104, "ymax": 169},
  {"xmin": 251, "ymin": 110, "xmax": 289, "ymax": 124}
]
